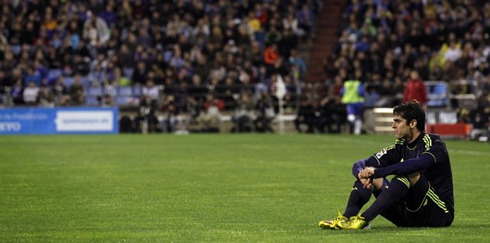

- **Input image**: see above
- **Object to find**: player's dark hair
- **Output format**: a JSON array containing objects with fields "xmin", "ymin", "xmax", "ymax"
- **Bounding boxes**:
[{"xmin": 393, "ymin": 100, "xmax": 425, "ymax": 131}]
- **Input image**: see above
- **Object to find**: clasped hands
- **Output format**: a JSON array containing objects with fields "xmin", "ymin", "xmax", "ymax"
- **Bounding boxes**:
[{"xmin": 358, "ymin": 166, "xmax": 376, "ymax": 189}]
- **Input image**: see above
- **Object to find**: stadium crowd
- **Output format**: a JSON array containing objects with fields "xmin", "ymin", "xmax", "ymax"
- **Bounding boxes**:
[
  {"xmin": 0, "ymin": 0, "xmax": 489, "ymax": 135},
  {"xmin": 318, "ymin": 0, "xmax": 490, "ymax": 134},
  {"xmin": 0, "ymin": 0, "xmax": 322, "ymax": 132}
]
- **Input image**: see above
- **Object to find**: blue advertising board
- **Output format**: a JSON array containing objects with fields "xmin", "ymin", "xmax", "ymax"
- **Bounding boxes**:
[{"xmin": 0, "ymin": 107, "xmax": 118, "ymax": 134}]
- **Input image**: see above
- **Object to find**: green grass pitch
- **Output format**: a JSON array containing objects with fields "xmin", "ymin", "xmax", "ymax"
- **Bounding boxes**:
[{"xmin": 0, "ymin": 134, "xmax": 489, "ymax": 242}]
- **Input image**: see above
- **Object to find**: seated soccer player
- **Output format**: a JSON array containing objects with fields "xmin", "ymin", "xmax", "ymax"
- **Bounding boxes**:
[{"xmin": 319, "ymin": 101, "xmax": 454, "ymax": 229}]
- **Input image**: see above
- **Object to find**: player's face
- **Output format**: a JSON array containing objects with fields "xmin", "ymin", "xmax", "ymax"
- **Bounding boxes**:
[{"xmin": 392, "ymin": 115, "xmax": 412, "ymax": 140}]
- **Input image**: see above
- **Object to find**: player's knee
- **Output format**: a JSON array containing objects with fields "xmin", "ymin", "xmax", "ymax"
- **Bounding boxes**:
[
  {"xmin": 407, "ymin": 172, "xmax": 421, "ymax": 186},
  {"xmin": 371, "ymin": 178, "xmax": 385, "ymax": 190}
]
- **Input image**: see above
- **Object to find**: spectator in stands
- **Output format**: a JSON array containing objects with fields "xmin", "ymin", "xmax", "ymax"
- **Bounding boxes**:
[
  {"xmin": 161, "ymin": 95, "xmax": 180, "ymax": 133},
  {"xmin": 183, "ymin": 96, "xmax": 202, "ymax": 133},
  {"xmin": 231, "ymin": 91, "xmax": 255, "ymax": 133},
  {"xmin": 294, "ymin": 98, "xmax": 316, "ymax": 133},
  {"xmin": 264, "ymin": 44, "xmax": 279, "ymax": 68},
  {"xmin": 82, "ymin": 12, "xmax": 110, "ymax": 47},
  {"xmin": 23, "ymin": 67, "xmax": 42, "ymax": 88},
  {"xmin": 0, "ymin": 0, "xmax": 324, "ymax": 126},
  {"xmin": 250, "ymin": 41, "xmax": 264, "ymax": 67},
  {"xmin": 216, "ymin": 76, "xmax": 239, "ymax": 110},
  {"xmin": 197, "ymin": 93, "xmax": 224, "ymax": 132},
  {"xmin": 100, "ymin": 4, "xmax": 117, "ymax": 28},
  {"xmin": 101, "ymin": 94, "xmax": 114, "ymax": 107},
  {"xmin": 23, "ymin": 81, "xmax": 40, "ymax": 106},
  {"xmin": 70, "ymin": 75, "xmax": 84, "ymax": 106},
  {"xmin": 254, "ymin": 91, "xmax": 274, "ymax": 133},
  {"xmin": 289, "ymin": 49, "xmax": 307, "ymax": 77},
  {"xmin": 297, "ymin": 4, "xmax": 314, "ymax": 36},
  {"xmin": 135, "ymin": 93, "xmax": 158, "ymax": 133},
  {"xmin": 73, "ymin": 55, "xmax": 90, "ymax": 76},
  {"xmin": 11, "ymin": 79, "xmax": 24, "ymax": 106},
  {"xmin": 0, "ymin": 71, "xmax": 9, "ymax": 93},
  {"xmin": 264, "ymin": 26, "xmax": 282, "ymax": 46},
  {"xmin": 444, "ymin": 40, "xmax": 462, "ymax": 63},
  {"xmin": 392, "ymin": 76, "xmax": 405, "ymax": 106},
  {"xmin": 132, "ymin": 61, "xmax": 148, "ymax": 86},
  {"xmin": 52, "ymin": 77, "xmax": 70, "ymax": 106},
  {"xmin": 187, "ymin": 74, "xmax": 208, "ymax": 103},
  {"xmin": 38, "ymin": 84, "xmax": 55, "ymax": 107},
  {"xmin": 283, "ymin": 12, "xmax": 300, "ymax": 36},
  {"xmin": 403, "ymin": 70, "xmax": 428, "ymax": 110},
  {"xmin": 113, "ymin": 67, "xmax": 130, "ymax": 87},
  {"xmin": 319, "ymin": 95, "xmax": 344, "ymax": 133},
  {"xmin": 142, "ymin": 79, "xmax": 159, "ymax": 102}
]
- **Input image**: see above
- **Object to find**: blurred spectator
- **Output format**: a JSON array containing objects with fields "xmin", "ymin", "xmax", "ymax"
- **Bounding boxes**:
[
  {"xmin": 136, "ymin": 94, "xmax": 158, "ymax": 133},
  {"xmin": 52, "ymin": 77, "xmax": 71, "ymax": 106},
  {"xmin": 264, "ymin": 44, "xmax": 279, "ymax": 67},
  {"xmin": 289, "ymin": 49, "xmax": 307, "ymax": 77},
  {"xmin": 183, "ymin": 96, "xmax": 202, "ymax": 133},
  {"xmin": 132, "ymin": 62, "xmax": 148, "ymax": 86},
  {"xmin": 70, "ymin": 75, "xmax": 84, "ymax": 106},
  {"xmin": 24, "ymin": 67, "xmax": 42, "ymax": 87},
  {"xmin": 231, "ymin": 91, "xmax": 255, "ymax": 133},
  {"xmin": 254, "ymin": 91, "xmax": 274, "ymax": 133},
  {"xmin": 318, "ymin": 96, "xmax": 344, "ymax": 133},
  {"xmin": 38, "ymin": 85, "xmax": 55, "ymax": 107},
  {"xmin": 142, "ymin": 79, "xmax": 159, "ymax": 102},
  {"xmin": 294, "ymin": 98, "xmax": 316, "ymax": 133},
  {"xmin": 323, "ymin": 0, "xmax": 490, "ymax": 118},
  {"xmin": 82, "ymin": 13, "xmax": 110, "ymax": 46},
  {"xmin": 161, "ymin": 95, "xmax": 180, "ymax": 133},
  {"xmin": 197, "ymin": 94, "xmax": 224, "ymax": 132},
  {"xmin": 0, "ymin": 0, "xmax": 325, "ymax": 132},
  {"xmin": 102, "ymin": 94, "xmax": 114, "ymax": 107},
  {"xmin": 403, "ymin": 70, "xmax": 428, "ymax": 109},
  {"xmin": 187, "ymin": 74, "xmax": 208, "ymax": 103},
  {"xmin": 23, "ymin": 81, "xmax": 40, "ymax": 106},
  {"xmin": 11, "ymin": 79, "xmax": 24, "ymax": 106},
  {"xmin": 297, "ymin": 4, "xmax": 314, "ymax": 36}
]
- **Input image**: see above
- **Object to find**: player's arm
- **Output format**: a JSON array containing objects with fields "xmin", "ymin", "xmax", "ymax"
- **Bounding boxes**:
[
  {"xmin": 352, "ymin": 143, "xmax": 399, "ymax": 179},
  {"xmin": 373, "ymin": 135, "xmax": 448, "ymax": 178},
  {"xmin": 352, "ymin": 156, "xmax": 379, "ymax": 179},
  {"xmin": 373, "ymin": 154, "xmax": 434, "ymax": 178}
]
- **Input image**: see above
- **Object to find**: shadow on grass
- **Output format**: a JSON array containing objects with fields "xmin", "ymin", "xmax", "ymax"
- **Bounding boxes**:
[{"xmin": 319, "ymin": 224, "xmax": 486, "ymax": 234}]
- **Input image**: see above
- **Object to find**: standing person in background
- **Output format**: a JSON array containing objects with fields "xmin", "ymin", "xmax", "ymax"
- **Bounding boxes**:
[
  {"xmin": 403, "ymin": 70, "xmax": 428, "ymax": 110},
  {"xmin": 341, "ymin": 78, "xmax": 365, "ymax": 135}
]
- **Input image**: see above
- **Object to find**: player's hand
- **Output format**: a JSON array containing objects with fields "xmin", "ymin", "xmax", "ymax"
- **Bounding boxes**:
[
  {"xmin": 361, "ymin": 167, "xmax": 375, "ymax": 177},
  {"xmin": 358, "ymin": 167, "xmax": 374, "ymax": 179},
  {"xmin": 358, "ymin": 167, "xmax": 376, "ymax": 188},
  {"xmin": 359, "ymin": 178, "xmax": 372, "ymax": 189}
]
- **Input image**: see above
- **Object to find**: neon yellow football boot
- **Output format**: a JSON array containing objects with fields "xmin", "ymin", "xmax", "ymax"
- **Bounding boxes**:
[
  {"xmin": 318, "ymin": 213, "xmax": 348, "ymax": 230},
  {"xmin": 338, "ymin": 214, "xmax": 371, "ymax": 229}
]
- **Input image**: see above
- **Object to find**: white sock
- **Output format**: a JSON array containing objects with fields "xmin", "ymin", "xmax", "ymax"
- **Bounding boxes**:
[{"xmin": 354, "ymin": 119, "xmax": 362, "ymax": 135}]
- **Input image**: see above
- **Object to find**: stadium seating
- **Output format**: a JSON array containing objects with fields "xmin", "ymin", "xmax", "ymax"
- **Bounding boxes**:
[
  {"xmin": 1, "ymin": 0, "xmax": 488, "ymax": 134},
  {"xmin": 62, "ymin": 77, "xmax": 75, "ymax": 87},
  {"xmin": 426, "ymin": 82, "xmax": 449, "ymax": 107}
]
